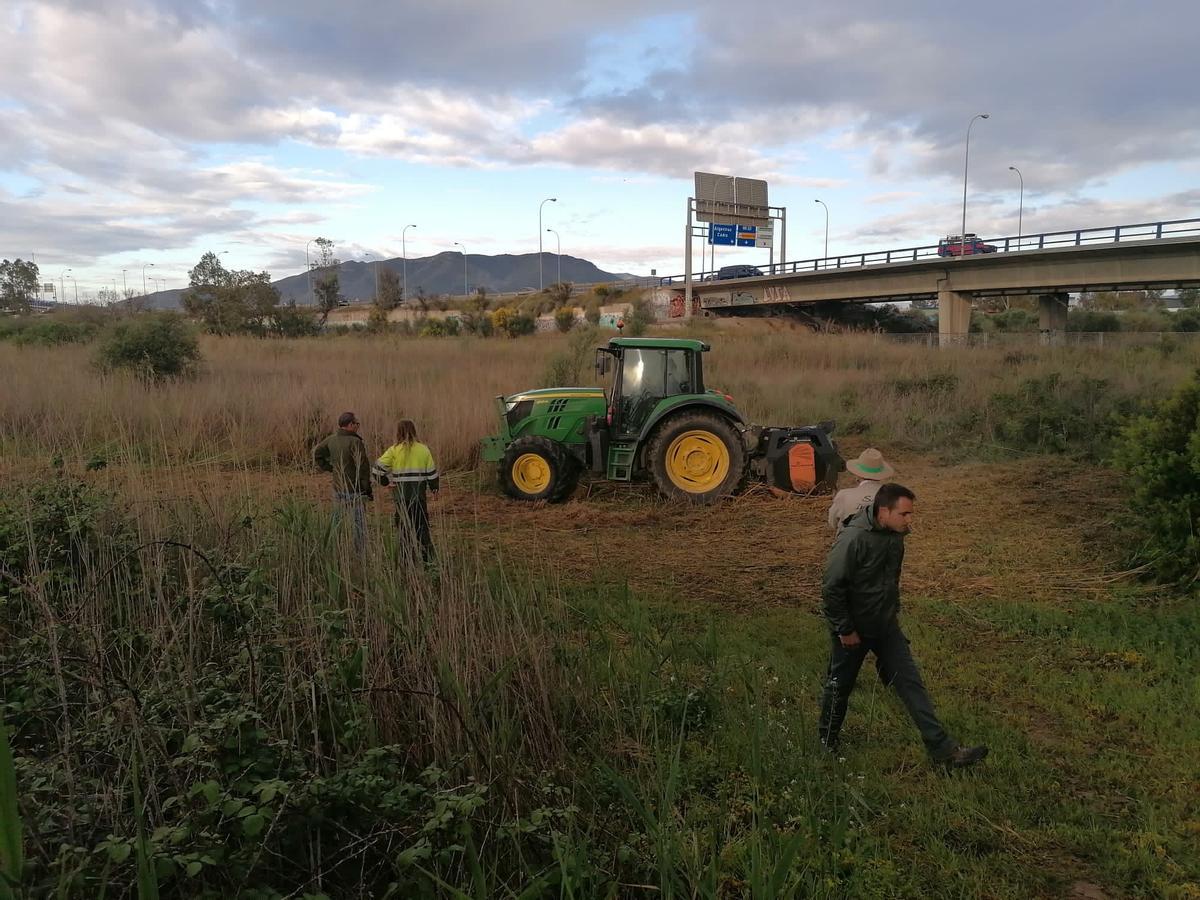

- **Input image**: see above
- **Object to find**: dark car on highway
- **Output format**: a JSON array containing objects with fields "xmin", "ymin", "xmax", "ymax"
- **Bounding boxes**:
[
  {"xmin": 937, "ymin": 234, "xmax": 997, "ymax": 257},
  {"xmin": 715, "ymin": 264, "xmax": 764, "ymax": 280}
]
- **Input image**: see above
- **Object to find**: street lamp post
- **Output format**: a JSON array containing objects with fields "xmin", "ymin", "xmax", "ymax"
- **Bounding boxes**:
[
  {"xmin": 142, "ymin": 262, "xmax": 155, "ymax": 296},
  {"xmin": 121, "ymin": 268, "xmax": 128, "ymax": 296},
  {"xmin": 453, "ymin": 242, "xmax": 468, "ymax": 296},
  {"xmin": 59, "ymin": 268, "xmax": 71, "ymax": 304},
  {"xmin": 546, "ymin": 228, "xmax": 561, "ymax": 286},
  {"xmin": 961, "ymin": 113, "xmax": 990, "ymax": 254},
  {"xmin": 538, "ymin": 197, "xmax": 557, "ymax": 290},
  {"xmin": 814, "ymin": 199, "xmax": 829, "ymax": 259},
  {"xmin": 69, "ymin": 275, "xmax": 78, "ymax": 303},
  {"xmin": 1008, "ymin": 165, "xmax": 1024, "ymax": 246},
  {"xmin": 401, "ymin": 224, "xmax": 417, "ymax": 302}
]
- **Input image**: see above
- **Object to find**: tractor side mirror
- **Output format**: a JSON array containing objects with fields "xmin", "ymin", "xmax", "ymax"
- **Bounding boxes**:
[{"xmin": 594, "ymin": 350, "xmax": 612, "ymax": 378}]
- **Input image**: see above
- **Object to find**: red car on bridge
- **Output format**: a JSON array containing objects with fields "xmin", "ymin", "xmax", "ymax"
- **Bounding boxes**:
[{"xmin": 937, "ymin": 233, "xmax": 998, "ymax": 257}]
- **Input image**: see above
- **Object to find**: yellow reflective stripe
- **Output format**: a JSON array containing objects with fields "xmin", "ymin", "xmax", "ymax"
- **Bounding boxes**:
[{"xmin": 511, "ymin": 392, "xmax": 604, "ymax": 401}]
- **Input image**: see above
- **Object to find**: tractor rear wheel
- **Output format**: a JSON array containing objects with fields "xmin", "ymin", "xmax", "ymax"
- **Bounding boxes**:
[
  {"xmin": 500, "ymin": 436, "xmax": 579, "ymax": 503},
  {"xmin": 646, "ymin": 410, "xmax": 748, "ymax": 504}
]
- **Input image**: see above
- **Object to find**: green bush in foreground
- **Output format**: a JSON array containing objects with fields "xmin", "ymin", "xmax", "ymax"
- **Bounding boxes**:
[
  {"xmin": 95, "ymin": 313, "xmax": 201, "ymax": 380},
  {"xmin": 1113, "ymin": 369, "xmax": 1200, "ymax": 583}
]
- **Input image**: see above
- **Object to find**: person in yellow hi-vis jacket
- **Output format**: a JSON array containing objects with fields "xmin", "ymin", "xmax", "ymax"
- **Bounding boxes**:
[{"xmin": 373, "ymin": 419, "xmax": 439, "ymax": 564}]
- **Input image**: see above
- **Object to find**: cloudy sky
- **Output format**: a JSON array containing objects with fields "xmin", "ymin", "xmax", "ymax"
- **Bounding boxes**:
[{"xmin": 3, "ymin": 0, "xmax": 1198, "ymax": 297}]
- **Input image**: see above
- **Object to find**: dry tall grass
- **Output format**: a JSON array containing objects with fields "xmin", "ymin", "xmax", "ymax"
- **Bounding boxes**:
[{"xmin": 1, "ymin": 325, "xmax": 1194, "ymax": 473}]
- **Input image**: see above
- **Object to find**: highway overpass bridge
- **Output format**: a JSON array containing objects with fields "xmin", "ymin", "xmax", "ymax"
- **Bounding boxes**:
[{"xmin": 660, "ymin": 218, "xmax": 1200, "ymax": 338}]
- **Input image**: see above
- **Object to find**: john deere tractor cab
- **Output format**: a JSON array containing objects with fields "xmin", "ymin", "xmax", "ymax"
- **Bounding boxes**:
[{"xmin": 481, "ymin": 337, "xmax": 843, "ymax": 504}]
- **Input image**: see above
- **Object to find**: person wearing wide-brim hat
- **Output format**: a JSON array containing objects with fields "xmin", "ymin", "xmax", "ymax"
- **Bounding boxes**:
[{"xmin": 828, "ymin": 448, "xmax": 896, "ymax": 532}]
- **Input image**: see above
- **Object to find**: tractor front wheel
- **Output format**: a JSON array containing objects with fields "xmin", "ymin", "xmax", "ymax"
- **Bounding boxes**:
[
  {"xmin": 500, "ymin": 436, "xmax": 579, "ymax": 503},
  {"xmin": 647, "ymin": 411, "xmax": 747, "ymax": 503}
]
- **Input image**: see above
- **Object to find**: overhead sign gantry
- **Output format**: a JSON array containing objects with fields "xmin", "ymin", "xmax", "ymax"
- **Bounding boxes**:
[{"xmin": 685, "ymin": 172, "xmax": 786, "ymax": 314}]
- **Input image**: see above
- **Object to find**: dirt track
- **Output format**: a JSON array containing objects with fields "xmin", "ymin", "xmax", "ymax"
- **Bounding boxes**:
[
  {"xmin": 3, "ymin": 450, "xmax": 1123, "ymax": 613},
  {"xmin": 436, "ymin": 452, "xmax": 1121, "ymax": 612}
]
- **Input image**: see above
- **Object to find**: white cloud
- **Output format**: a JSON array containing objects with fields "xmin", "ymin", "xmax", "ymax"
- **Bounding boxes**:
[{"xmin": 3, "ymin": 0, "xmax": 1198, "ymax": 273}]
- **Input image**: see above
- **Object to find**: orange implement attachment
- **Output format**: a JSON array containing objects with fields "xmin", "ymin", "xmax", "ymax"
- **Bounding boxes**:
[{"xmin": 788, "ymin": 442, "xmax": 817, "ymax": 491}]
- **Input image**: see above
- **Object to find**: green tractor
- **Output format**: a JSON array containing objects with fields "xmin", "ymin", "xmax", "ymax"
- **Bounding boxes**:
[{"xmin": 481, "ymin": 337, "xmax": 845, "ymax": 504}]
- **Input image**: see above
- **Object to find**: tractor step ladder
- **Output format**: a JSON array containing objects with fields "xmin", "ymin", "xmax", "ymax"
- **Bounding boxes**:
[{"xmin": 607, "ymin": 441, "xmax": 637, "ymax": 481}]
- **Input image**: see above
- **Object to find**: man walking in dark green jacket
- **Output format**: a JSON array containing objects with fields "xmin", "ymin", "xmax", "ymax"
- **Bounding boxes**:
[
  {"xmin": 313, "ymin": 412, "xmax": 373, "ymax": 552},
  {"xmin": 819, "ymin": 483, "xmax": 988, "ymax": 769}
]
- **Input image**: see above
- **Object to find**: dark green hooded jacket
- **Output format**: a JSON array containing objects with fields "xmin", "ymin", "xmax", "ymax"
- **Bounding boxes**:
[
  {"xmin": 821, "ymin": 505, "xmax": 905, "ymax": 637},
  {"xmin": 313, "ymin": 429, "xmax": 373, "ymax": 499}
]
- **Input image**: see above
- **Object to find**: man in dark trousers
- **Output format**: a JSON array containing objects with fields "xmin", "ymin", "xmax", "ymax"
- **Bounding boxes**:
[
  {"xmin": 312, "ymin": 412, "xmax": 373, "ymax": 552},
  {"xmin": 819, "ymin": 482, "xmax": 988, "ymax": 769}
]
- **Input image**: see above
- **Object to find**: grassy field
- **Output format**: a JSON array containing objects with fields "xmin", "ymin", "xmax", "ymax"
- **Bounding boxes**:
[
  {"xmin": 1, "ymin": 320, "xmax": 1192, "ymax": 469},
  {"xmin": 1, "ymin": 322, "xmax": 1198, "ymax": 898}
]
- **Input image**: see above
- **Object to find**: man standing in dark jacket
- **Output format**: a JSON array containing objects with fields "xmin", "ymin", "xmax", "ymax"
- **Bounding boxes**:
[
  {"xmin": 313, "ymin": 412, "xmax": 373, "ymax": 552},
  {"xmin": 819, "ymin": 483, "xmax": 988, "ymax": 768}
]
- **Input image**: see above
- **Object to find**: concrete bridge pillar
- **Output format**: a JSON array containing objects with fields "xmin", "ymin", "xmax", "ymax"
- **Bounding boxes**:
[
  {"xmin": 1039, "ymin": 292, "xmax": 1069, "ymax": 345},
  {"xmin": 937, "ymin": 288, "xmax": 973, "ymax": 345}
]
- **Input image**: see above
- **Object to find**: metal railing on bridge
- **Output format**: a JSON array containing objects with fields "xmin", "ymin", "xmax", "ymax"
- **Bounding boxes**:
[{"xmin": 659, "ymin": 216, "xmax": 1200, "ymax": 286}]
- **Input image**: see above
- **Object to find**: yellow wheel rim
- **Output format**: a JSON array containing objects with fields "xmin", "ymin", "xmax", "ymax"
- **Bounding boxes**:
[
  {"xmin": 512, "ymin": 452, "xmax": 551, "ymax": 494},
  {"xmin": 665, "ymin": 430, "xmax": 730, "ymax": 493}
]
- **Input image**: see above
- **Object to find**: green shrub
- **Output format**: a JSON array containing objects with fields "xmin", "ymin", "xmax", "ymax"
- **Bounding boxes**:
[
  {"xmin": 893, "ymin": 372, "xmax": 959, "ymax": 397},
  {"xmin": 1068, "ymin": 309, "xmax": 1121, "ymax": 332},
  {"xmin": 1169, "ymin": 308, "xmax": 1200, "ymax": 332},
  {"xmin": 96, "ymin": 313, "xmax": 201, "ymax": 380},
  {"xmin": 987, "ymin": 373, "xmax": 1139, "ymax": 456},
  {"xmin": 419, "ymin": 317, "xmax": 447, "ymax": 337},
  {"xmin": 493, "ymin": 307, "xmax": 535, "ymax": 338},
  {"xmin": 625, "ymin": 297, "xmax": 652, "ymax": 337},
  {"xmin": 0, "ymin": 316, "xmax": 101, "ymax": 346},
  {"xmin": 990, "ymin": 308, "xmax": 1038, "ymax": 332},
  {"xmin": 584, "ymin": 299, "xmax": 601, "ymax": 326},
  {"xmin": 540, "ymin": 326, "xmax": 598, "ymax": 387},
  {"xmin": 1121, "ymin": 310, "xmax": 1170, "ymax": 332},
  {"xmin": 1113, "ymin": 371, "xmax": 1200, "ymax": 583},
  {"xmin": 554, "ymin": 307, "xmax": 577, "ymax": 333},
  {"xmin": 13, "ymin": 319, "xmax": 99, "ymax": 345},
  {"xmin": 269, "ymin": 302, "xmax": 320, "ymax": 337},
  {"xmin": 460, "ymin": 311, "xmax": 493, "ymax": 336}
]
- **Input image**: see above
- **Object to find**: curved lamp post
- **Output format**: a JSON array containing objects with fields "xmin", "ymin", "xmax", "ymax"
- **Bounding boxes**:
[
  {"xmin": 960, "ymin": 113, "xmax": 990, "ymax": 254},
  {"xmin": 1008, "ymin": 165, "xmax": 1024, "ymax": 245}
]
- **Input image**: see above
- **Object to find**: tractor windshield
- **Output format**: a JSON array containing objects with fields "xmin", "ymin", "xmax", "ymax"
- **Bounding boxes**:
[{"xmin": 617, "ymin": 348, "xmax": 695, "ymax": 435}]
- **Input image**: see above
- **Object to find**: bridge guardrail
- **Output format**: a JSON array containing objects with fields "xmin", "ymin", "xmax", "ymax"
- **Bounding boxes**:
[{"xmin": 659, "ymin": 216, "xmax": 1200, "ymax": 287}]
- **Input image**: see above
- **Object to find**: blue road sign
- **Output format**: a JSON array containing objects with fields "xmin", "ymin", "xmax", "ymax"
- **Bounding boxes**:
[
  {"xmin": 708, "ymin": 223, "xmax": 736, "ymax": 245},
  {"xmin": 736, "ymin": 225, "xmax": 758, "ymax": 247}
]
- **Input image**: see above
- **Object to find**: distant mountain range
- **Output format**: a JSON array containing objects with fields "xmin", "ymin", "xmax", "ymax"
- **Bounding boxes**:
[{"xmin": 141, "ymin": 252, "xmax": 637, "ymax": 310}]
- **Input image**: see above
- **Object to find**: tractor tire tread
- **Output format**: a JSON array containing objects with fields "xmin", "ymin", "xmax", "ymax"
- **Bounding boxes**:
[
  {"xmin": 645, "ymin": 410, "xmax": 748, "ymax": 505},
  {"xmin": 500, "ymin": 435, "xmax": 578, "ymax": 503}
]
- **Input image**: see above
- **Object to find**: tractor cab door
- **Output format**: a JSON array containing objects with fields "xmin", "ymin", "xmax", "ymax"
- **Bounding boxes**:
[{"xmin": 612, "ymin": 348, "xmax": 697, "ymax": 437}]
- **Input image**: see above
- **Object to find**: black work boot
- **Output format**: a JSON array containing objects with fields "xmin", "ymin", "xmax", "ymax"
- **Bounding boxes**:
[{"xmin": 941, "ymin": 745, "xmax": 989, "ymax": 769}]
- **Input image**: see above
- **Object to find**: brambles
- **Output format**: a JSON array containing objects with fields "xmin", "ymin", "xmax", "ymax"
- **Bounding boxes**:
[{"xmin": 1113, "ymin": 371, "xmax": 1200, "ymax": 582}]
